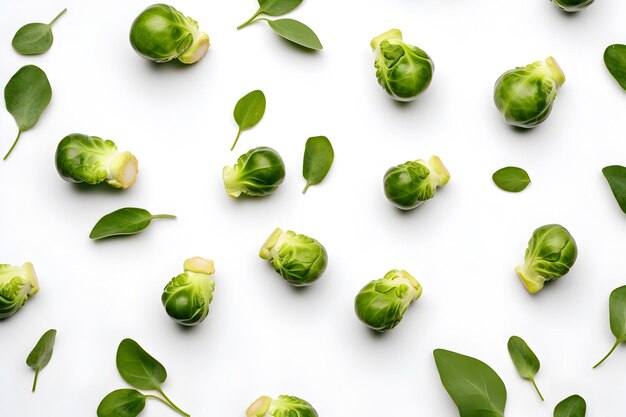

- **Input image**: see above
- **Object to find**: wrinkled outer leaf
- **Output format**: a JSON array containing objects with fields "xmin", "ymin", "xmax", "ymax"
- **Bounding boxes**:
[
  {"xmin": 116, "ymin": 338, "xmax": 167, "ymax": 390},
  {"xmin": 89, "ymin": 208, "xmax": 175, "ymax": 240},
  {"xmin": 434, "ymin": 349, "xmax": 507, "ymax": 417},
  {"xmin": 605, "ymin": 44, "xmax": 626, "ymax": 91},
  {"xmin": 554, "ymin": 395, "xmax": 586, "ymax": 417},
  {"xmin": 602, "ymin": 165, "xmax": 626, "ymax": 214},
  {"xmin": 97, "ymin": 389, "xmax": 146, "ymax": 417},
  {"xmin": 507, "ymin": 336, "xmax": 540, "ymax": 380},
  {"xmin": 26, "ymin": 329, "xmax": 57, "ymax": 370},
  {"xmin": 259, "ymin": 0, "xmax": 303, "ymax": 15},
  {"xmin": 5, "ymin": 65, "xmax": 52, "ymax": 130},
  {"xmin": 234, "ymin": 90, "xmax": 266, "ymax": 130},
  {"xmin": 493, "ymin": 167, "xmax": 531, "ymax": 192},
  {"xmin": 303, "ymin": 136, "xmax": 334, "ymax": 193},
  {"xmin": 267, "ymin": 19, "xmax": 323, "ymax": 50}
]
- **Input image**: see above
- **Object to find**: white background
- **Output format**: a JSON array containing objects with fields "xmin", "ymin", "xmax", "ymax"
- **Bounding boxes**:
[{"xmin": 1, "ymin": 0, "xmax": 626, "ymax": 416}]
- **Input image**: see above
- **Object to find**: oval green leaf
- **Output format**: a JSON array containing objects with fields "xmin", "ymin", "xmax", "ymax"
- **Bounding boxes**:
[
  {"xmin": 594, "ymin": 285, "xmax": 626, "ymax": 368},
  {"xmin": 232, "ymin": 90, "xmax": 266, "ymax": 150},
  {"xmin": 605, "ymin": 44, "xmax": 626, "ymax": 92},
  {"xmin": 12, "ymin": 9, "xmax": 66, "ymax": 55},
  {"xmin": 116, "ymin": 338, "xmax": 167, "ymax": 390},
  {"xmin": 266, "ymin": 19, "xmax": 323, "ymax": 50},
  {"xmin": 602, "ymin": 165, "xmax": 626, "ymax": 214},
  {"xmin": 97, "ymin": 389, "xmax": 146, "ymax": 417},
  {"xmin": 302, "ymin": 136, "xmax": 334, "ymax": 193},
  {"xmin": 259, "ymin": 0, "xmax": 303, "ymax": 16},
  {"xmin": 433, "ymin": 348, "xmax": 507, "ymax": 417},
  {"xmin": 26, "ymin": 329, "xmax": 57, "ymax": 392},
  {"xmin": 492, "ymin": 166, "xmax": 531, "ymax": 192},
  {"xmin": 89, "ymin": 208, "xmax": 176, "ymax": 240},
  {"xmin": 507, "ymin": 335, "xmax": 544, "ymax": 400},
  {"xmin": 554, "ymin": 394, "xmax": 586, "ymax": 417}
]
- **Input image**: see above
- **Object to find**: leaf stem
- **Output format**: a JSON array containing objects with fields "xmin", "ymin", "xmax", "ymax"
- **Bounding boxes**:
[
  {"xmin": 155, "ymin": 388, "xmax": 190, "ymax": 417},
  {"xmin": 237, "ymin": 9, "xmax": 262, "ymax": 30},
  {"xmin": 302, "ymin": 182, "xmax": 311, "ymax": 194},
  {"xmin": 4, "ymin": 130, "xmax": 23, "ymax": 160},
  {"xmin": 32, "ymin": 369, "xmax": 39, "ymax": 392},
  {"xmin": 593, "ymin": 339, "xmax": 621, "ymax": 368},
  {"xmin": 230, "ymin": 128, "xmax": 242, "ymax": 151},
  {"xmin": 49, "ymin": 8, "xmax": 67, "ymax": 26},
  {"xmin": 151, "ymin": 214, "xmax": 177, "ymax": 219},
  {"xmin": 531, "ymin": 378, "xmax": 544, "ymax": 401}
]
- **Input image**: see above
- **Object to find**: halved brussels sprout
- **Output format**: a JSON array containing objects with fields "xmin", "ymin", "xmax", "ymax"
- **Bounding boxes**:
[
  {"xmin": 383, "ymin": 155, "xmax": 450, "ymax": 210},
  {"xmin": 55, "ymin": 133, "xmax": 138, "ymax": 189},
  {"xmin": 223, "ymin": 146, "xmax": 286, "ymax": 198},
  {"xmin": 371, "ymin": 29, "xmax": 434, "ymax": 102},
  {"xmin": 516, "ymin": 224, "xmax": 577, "ymax": 294},
  {"xmin": 259, "ymin": 228, "xmax": 328, "ymax": 287},
  {"xmin": 355, "ymin": 269, "xmax": 422, "ymax": 332},
  {"xmin": 246, "ymin": 395, "xmax": 318, "ymax": 417},
  {"xmin": 129, "ymin": 4, "xmax": 210, "ymax": 64},
  {"xmin": 0, "ymin": 262, "xmax": 39, "ymax": 319},
  {"xmin": 162, "ymin": 257, "xmax": 216, "ymax": 326},
  {"xmin": 550, "ymin": 0, "xmax": 594, "ymax": 12},
  {"xmin": 494, "ymin": 57, "xmax": 565, "ymax": 128}
]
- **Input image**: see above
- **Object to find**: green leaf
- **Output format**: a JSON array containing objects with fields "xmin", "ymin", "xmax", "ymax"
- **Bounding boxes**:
[
  {"xmin": 492, "ymin": 166, "xmax": 531, "ymax": 192},
  {"xmin": 602, "ymin": 165, "xmax": 626, "ymax": 214},
  {"xmin": 116, "ymin": 338, "xmax": 167, "ymax": 390},
  {"xmin": 604, "ymin": 44, "xmax": 626, "ymax": 91},
  {"xmin": 89, "ymin": 208, "xmax": 176, "ymax": 240},
  {"xmin": 507, "ymin": 335, "xmax": 544, "ymax": 401},
  {"xmin": 259, "ymin": 0, "xmax": 303, "ymax": 15},
  {"xmin": 433, "ymin": 348, "xmax": 507, "ymax": 417},
  {"xmin": 97, "ymin": 389, "xmax": 147, "ymax": 417},
  {"xmin": 12, "ymin": 9, "xmax": 67, "ymax": 55},
  {"xmin": 231, "ymin": 90, "xmax": 266, "ymax": 151},
  {"xmin": 26, "ymin": 329, "xmax": 57, "ymax": 393},
  {"xmin": 266, "ymin": 19, "xmax": 323, "ymax": 50},
  {"xmin": 554, "ymin": 395, "xmax": 586, "ymax": 417},
  {"xmin": 302, "ymin": 136, "xmax": 334, "ymax": 193},
  {"xmin": 594, "ymin": 285, "xmax": 626, "ymax": 368},
  {"xmin": 4, "ymin": 65, "xmax": 52, "ymax": 160}
]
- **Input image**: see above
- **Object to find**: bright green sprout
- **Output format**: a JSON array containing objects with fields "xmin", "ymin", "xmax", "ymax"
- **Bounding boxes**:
[
  {"xmin": 162, "ymin": 257, "xmax": 216, "ymax": 326},
  {"xmin": 0, "ymin": 262, "xmax": 39, "ymax": 319},
  {"xmin": 223, "ymin": 146, "xmax": 286, "ymax": 198},
  {"xmin": 246, "ymin": 395, "xmax": 318, "ymax": 417},
  {"xmin": 550, "ymin": 0, "xmax": 594, "ymax": 12},
  {"xmin": 355, "ymin": 269, "xmax": 422, "ymax": 332}
]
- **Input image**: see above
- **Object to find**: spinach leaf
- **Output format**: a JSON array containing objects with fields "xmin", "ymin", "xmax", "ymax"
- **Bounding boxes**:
[
  {"xmin": 97, "ymin": 389, "xmax": 147, "ymax": 417},
  {"xmin": 492, "ymin": 167, "xmax": 531, "ymax": 192},
  {"xmin": 507, "ymin": 335, "xmax": 544, "ymax": 400},
  {"xmin": 594, "ymin": 285, "xmax": 626, "ymax": 368},
  {"xmin": 237, "ymin": 0, "xmax": 302, "ymax": 29},
  {"xmin": 232, "ymin": 90, "xmax": 266, "ymax": 151},
  {"xmin": 554, "ymin": 395, "xmax": 586, "ymax": 417},
  {"xmin": 12, "ymin": 8, "xmax": 67, "ymax": 55},
  {"xmin": 302, "ymin": 136, "xmax": 334, "ymax": 193},
  {"xmin": 602, "ymin": 165, "xmax": 626, "ymax": 214},
  {"xmin": 116, "ymin": 338, "xmax": 167, "ymax": 390},
  {"xmin": 89, "ymin": 208, "xmax": 176, "ymax": 240},
  {"xmin": 265, "ymin": 19, "xmax": 323, "ymax": 50},
  {"xmin": 26, "ymin": 329, "xmax": 57, "ymax": 392},
  {"xmin": 604, "ymin": 44, "xmax": 626, "ymax": 91}
]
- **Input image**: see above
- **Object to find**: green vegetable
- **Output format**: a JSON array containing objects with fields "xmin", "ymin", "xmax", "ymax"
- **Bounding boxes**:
[
  {"xmin": 246, "ymin": 395, "xmax": 318, "ymax": 417},
  {"xmin": 507, "ymin": 335, "xmax": 544, "ymax": 401},
  {"xmin": 12, "ymin": 8, "xmax": 67, "ymax": 55},
  {"xmin": 302, "ymin": 136, "xmax": 334, "ymax": 193},
  {"xmin": 383, "ymin": 155, "xmax": 450, "ymax": 210},
  {"xmin": 602, "ymin": 165, "xmax": 626, "ymax": 214},
  {"xmin": 492, "ymin": 167, "xmax": 531, "ymax": 192},
  {"xmin": 4, "ymin": 65, "xmax": 52, "ymax": 160},
  {"xmin": 604, "ymin": 45, "xmax": 626, "ymax": 91},
  {"xmin": 494, "ymin": 57, "xmax": 565, "ymax": 128},
  {"xmin": 593, "ymin": 285, "xmax": 626, "ymax": 368},
  {"xmin": 231, "ymin": 90, "xmax": 266, "ymax": 151},
  {"xmin": 55, "ymin": 134, "xmax": 139, "ymax": 189},
  {"xmin": 371, "ymin": 29, "xmax": 434, "ymax": 102},
  {"xmin": 554, "ymin": 395, "xmax": 586, "ymax": 417},
  {"xmin": 26, "ymin": 329, "xmax": 56, "ymax": 393},
  {"xmin": 89, "ymin": 208, "xmax": 176, "ymax": 240},
  {"xmin": 515, "ymin": 224, "xmax": 577, "ymax": 294},
  {"xmin": 259, "ymin": 227, "xmax": 328, "ymax": 287},
  {"xmin": 550, "ymin": 0, "xmax": 594, "ymax": 12},
  {"xmin": 129, "ymin": 4, "xmax": 210, "ymax": 64},
  {"xmin": 434, "ymin": 348, "xmax": 507, "ymax": 417},
  {"xmin": 223, "ymin": 147, "xmax": 286, "ymax": 198},
  {"xmin": 354, "ymin": 269, "xmax": 422, "ymax": 332},
  {"xmin": 97, "ymin": 338, "xmax": 190, "ymax": 417},
  {"xmin": 0, "ymin": 262, "xmax": 39, "ymax": 319},
  {"xmin": 162, "ymin": 257, "xmax": 216, "ymax": 326}
]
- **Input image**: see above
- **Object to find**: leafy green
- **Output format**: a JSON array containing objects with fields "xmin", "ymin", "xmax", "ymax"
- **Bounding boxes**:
[
  {"xmin": 605, "ymin": 45, "xmax": 626, "ymax": 91},
  {"xmin": 507, "ymin": 335, "xmax": 544, "ymax": 400},
  {"xmin": 550, "ymin": 0, "xmax": 594, "ymax": 12},
  {"xmin": 493, "ymin": 167, "xmax": 531, "ymax": 192},
  {"xmin": 12, "ymin": 9, "xmax": 67, "ymax": 55},
  {"xmin": 26, "ymin": 329, "xmax": 57, "ymax": 392},
  {"xmin": 4, "ymin": 65, "xmax": 52, "ymax": 160},
  {"xmin": 602, "ymin": 165, "xmax": 626, "ymax": 214},
  {"xmin": 433, "ymin": 348, "xmax": 507, "ymax": 417},
  {"xmin": 554, "ymin": 395, "xmax": 586, "ymax": 417},
  {"xmin": 0, "ymin": 262, "xmax": 39, "ymax": 319},
  {"xmin": 265, "ymin": 19, "xmax": 323, "ymax": 50},
  {"xmin": 247, "ymin": 395, "xmax": 318, "ymax": 417},
  {"xmin": 594, "ymin": 285, "xmax": 626, "ymax": 368},
  {"xmin": 259, "ymin": 0, "xmax": 303, "ymax": 15},
  {"xmin": 89, "ymin": 208, "xmax": 176, "ymax": 240},
  {"xmin": 232, "ymin": 90, "xmax": 266, "ymax": 151},
  {"xmin": 97, "ymin": 389, "xmax": 146, "ymax": 417},
  {"xmin": 302, "ymin": 136, "xmax": 334, "ymax": 193}
]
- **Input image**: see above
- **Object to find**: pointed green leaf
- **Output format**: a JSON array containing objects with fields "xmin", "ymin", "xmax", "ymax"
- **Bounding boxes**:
[
  {"xmin": 266, "ymin": 19, "xmax": 323, "ymax": 50},
  {"xmin": 602, "ymin": 165, "xmax": 626, "ymax": 214},
  {"xmin": 232, "ymin": 90, "xmax": 266, "ymax": 150},
  {"xmin": 258, "ymin": 0, "xmax": 303, "ymax": 16},
  {"xmin": 116, "ymin": 338, "xmax": 167, "ymax": 390},
  {"xmin": 12, "ymin": 9, "xmax": 66, "ymax": 55},
  {"xmin": 26, "ymin": 329, "xmax": 57, "ymax": 392},
  {"xmin": 492, "ymin": 167, "xmax": 530, "ymax": 192},
  {"xmin": 605, "ymin": 44, "xmax": 626, "ymax": 91},
  {"xmin": 594, "ymin": 285, "xmax": 626, "ymax": 368},
  {"xmin": 302, "ymin": 136, "xmax": 334, "ymax": 193},
  {"xmin": 554, "ymin": 395, "xmax": 586, "ymax": 417},
  {"xmin": 507, "ymin": 335, "xmax": 544, "ymax": 400},
  {"xmin": 97, "ymin": 389, "xmax": 146, "ymax": 417},
  {"xmin": 89, "ymin": 208, "xmax": 176, "ymax": 240}
]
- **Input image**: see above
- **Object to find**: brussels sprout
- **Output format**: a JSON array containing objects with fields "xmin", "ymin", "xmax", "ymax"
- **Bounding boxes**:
[
  {"xmin": 515, "ymin": 224, "xmax": 577, "ymax": 294},
  {"xmin": 223, "ymin": 147, "xmax": 286, "ymax": 198},
  {"xmin": 355, "ymin": 269, "xmax": 422, "ymax": 332},
  {"xmin": 0, "ymin": 262, "xmax": 39, "ymax": 319},
  {"xmin": 55, "ymin": 134, "xmax": 138, "ymax": 189},
  {"xmin": 259, "ymin": 227, "xmax": 328, "ymax": 287},
  {"xmin": 494, "ymin": 57, "xmax": 565, "ymax": 128},
  {"xmin": 383, "ymin": 155, "xmax": 450, "ymax": 210},
  {"xmin": 129, "ymin": 4, "xmax": 210, "ymax": 64},
  {"xmin": 246, "ymin": 395, "xmax": 318, "ymax": 417},
  {"xmin": 162, "ymin": 257, "xmax": 215, "ymax": 326},
  {"xmin": 550, "ymin": 0, "xmax": 594, "ymax": 12},
  {"xmin": 371, "ymin": 28, "xmax": 434, "ymax": 102}
]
